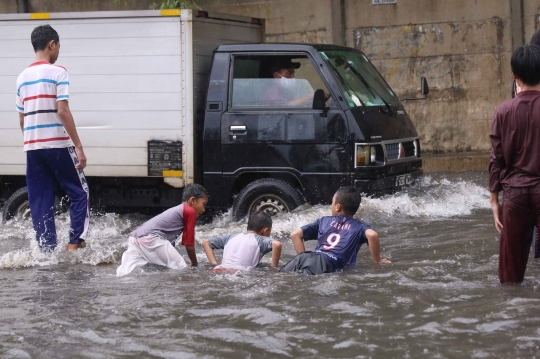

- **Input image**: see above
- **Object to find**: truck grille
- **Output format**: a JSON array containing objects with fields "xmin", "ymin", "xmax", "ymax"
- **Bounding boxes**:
[{"xmin": 386, "ymin": 141, "xmax": 416, "ymax": 160}]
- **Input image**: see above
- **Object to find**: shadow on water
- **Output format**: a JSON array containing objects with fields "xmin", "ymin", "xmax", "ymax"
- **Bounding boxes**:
[{"xmin": 2, "ymin": 172, "xmax": 540, "ymax": 358}]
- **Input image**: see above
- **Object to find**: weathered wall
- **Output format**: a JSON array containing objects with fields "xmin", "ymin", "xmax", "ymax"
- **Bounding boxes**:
[
  {"xmin": 2, "ymin": 0, "xmax": 538, "ymax": 153},
  {"xmin": 343, "ymin": 0, "xmax": 514, "ymax": 152},
  {"xmin": 197, "ymin": 0, "xmax": 342, "ymax": 44},
  {"xmin": 524, "ymin": 0, "xmax": 540, "ymax": 43}
]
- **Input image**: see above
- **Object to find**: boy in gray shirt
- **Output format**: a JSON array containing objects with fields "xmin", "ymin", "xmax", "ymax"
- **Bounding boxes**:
[
  {"xmin": 116, "ymin": 184, "xmax": 208, "ymax": 276},
  {"xmin": 202, "ymin": 211, "xmax": 281, "ymax": 272}
]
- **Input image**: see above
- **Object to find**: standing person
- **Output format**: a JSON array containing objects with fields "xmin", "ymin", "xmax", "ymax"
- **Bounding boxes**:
[
  {"xmin": 490, "ymin": 44, "xmax": 540, "ymax": 284},
  {"xmin": 514, "ymin": 29, "xmax": 540, "ymax": 258},
  {"xmin": 202, "ymin": 211, "xmax": 281, "ymax": 273},
  {"xmin": 116, "ymin": 184, "xmax": 208, "ymax": 277},
  {"xmin": 281, "ymin": 186, "xmax": 391, "ymax": 275},
  {"xmin": 16, "ymin": 25, "xmax": 89, "ymax": 252},
  {"xmin": 512, "ymin": 29, "xmax": 540, "ymax": 98}
]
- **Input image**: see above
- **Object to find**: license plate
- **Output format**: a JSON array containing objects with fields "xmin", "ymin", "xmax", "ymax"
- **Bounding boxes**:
[{"xmin": 395, "ymin": 174, "xmax": 412, "ymax": 187}]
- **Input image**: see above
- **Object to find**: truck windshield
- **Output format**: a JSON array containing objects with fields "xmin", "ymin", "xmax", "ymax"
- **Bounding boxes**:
[{"xmin": 319, "ymin": 50, "xmax": 399, "ymax": 108}]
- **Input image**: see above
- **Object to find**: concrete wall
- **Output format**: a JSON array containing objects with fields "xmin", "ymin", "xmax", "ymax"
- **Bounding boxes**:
[
  {"xmin": 2, "ymin": 0, "xmax": 538, "ymax": 153},
  {"xmin": 344, "ymin": 0, "xmax": 514, "ymax": 153},
  {"xmin": 524, "ymin": 0, "xmax": 540, "ymax": 44}
]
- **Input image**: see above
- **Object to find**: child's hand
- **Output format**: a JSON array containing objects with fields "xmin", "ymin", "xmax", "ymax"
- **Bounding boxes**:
[{"xmin": 379, "ymin": 258, "xmax": 392, "ymax": 264}]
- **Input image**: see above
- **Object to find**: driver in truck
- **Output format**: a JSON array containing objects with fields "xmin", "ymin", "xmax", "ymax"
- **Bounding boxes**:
[{"xmin": 265, "ymin": 59, "xmax": 330, "ymax": 107}]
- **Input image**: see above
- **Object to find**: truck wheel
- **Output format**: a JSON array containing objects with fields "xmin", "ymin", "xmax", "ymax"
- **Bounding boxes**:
[
  {"xmin": 232, "ymin": 179, "xmax": 305, "ymax": 221},
  {"xmin": 2, "ymin": 187, "xmax": 69, "ymax": 224},
  {"xmin": 2, "ymin": 187, "xmax": 31, "ymax": 223}
]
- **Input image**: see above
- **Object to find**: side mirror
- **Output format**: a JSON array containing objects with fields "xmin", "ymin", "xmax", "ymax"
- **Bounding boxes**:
[
  {"xmin": 421, "ymin": 77, "xmax": 429, "ymax": 96},
  {"xmin": 400, "ymin": 77, "xmax": 429, "ymax": 102},
  {"xmin": 312, "ymin": 89, "xmax": 326, "ymax": 110}
]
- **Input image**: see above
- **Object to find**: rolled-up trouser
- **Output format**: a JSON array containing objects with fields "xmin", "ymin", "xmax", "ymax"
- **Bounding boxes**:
[
  {"xmin": 116, "ymin": 234, "xmax": 187, "ymax": 277},
  {"xmin": 280, "ymin": 251, "xmax": 330, "ymax": 275},
  {"xmin": 499, "ymin": 186, "xmax": 540, "ymax": 283}
]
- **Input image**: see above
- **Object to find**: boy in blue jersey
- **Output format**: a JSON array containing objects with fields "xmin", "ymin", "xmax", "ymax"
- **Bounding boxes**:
[{"xmin": 281, "ymin": 186, "xmax": 391, "ymax": 275}]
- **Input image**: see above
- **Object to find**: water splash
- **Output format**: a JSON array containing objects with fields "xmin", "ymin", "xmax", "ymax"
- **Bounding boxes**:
[
  {"xmin": 0, "ymin": 174, "xmax": 490, "ymax": 268},
  {"xmin": 361, "ymin": 176, "xmax": 490, "ymax": 218}
]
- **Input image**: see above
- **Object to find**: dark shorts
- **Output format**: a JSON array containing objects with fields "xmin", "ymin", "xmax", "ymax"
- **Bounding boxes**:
[{"xmin": 280, "ymin": 251, "xmax": 330, "ymax": 275}]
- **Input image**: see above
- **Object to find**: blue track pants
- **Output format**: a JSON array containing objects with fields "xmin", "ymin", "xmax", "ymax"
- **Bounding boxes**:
[{"xmin": 26, "ymin": 147, "xmax": 89, "ymax": 251}]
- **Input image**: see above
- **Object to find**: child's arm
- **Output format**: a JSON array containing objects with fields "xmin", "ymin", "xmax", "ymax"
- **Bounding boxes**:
[
  {"xmin": 366, "ymin": 229, "xmax": 391, "ymax": 264},
  {"xmin": 181, "ymin": 205, "xmax": 198, "ymax": 266},
  {"xmin": 290, "ymin": 228, "xmax": 306, "ymax": 254},
  {"xmin": 185, "ymin": 246, "xmax": 198, "ymax": 266},
  {"xmin": 57, "ymin": 100, "xmax": 86, "ymax": 170},
  {"xmin": 202, "ymin": 239, "xmax": 219, "ymax": 265},
  {"xmin": 270, "ymin": 241, "xmax": 282, "ymax": 267}
]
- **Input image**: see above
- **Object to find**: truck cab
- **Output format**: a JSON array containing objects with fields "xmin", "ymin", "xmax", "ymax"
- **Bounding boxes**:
[
  {"xmin": 203, "ymin": 44, "xmax": 423, "ymax": 220},
  {"xmin": 0, "ymin": 10, "xmax": 423, "ymax": 222}
]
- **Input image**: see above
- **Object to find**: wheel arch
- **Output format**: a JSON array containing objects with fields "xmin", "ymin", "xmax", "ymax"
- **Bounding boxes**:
[{"xmin": 230, "ymin": 170, "xmax": 306, "ymax": 201}]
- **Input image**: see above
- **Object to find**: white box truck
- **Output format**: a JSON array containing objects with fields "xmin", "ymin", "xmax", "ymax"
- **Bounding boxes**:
[{"xmin": 0, "ymin": 9, "xmax": 425, "ymax": 222}]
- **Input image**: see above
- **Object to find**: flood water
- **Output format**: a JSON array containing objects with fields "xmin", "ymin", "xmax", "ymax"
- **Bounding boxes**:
[{"xmin": 1, "ymin": 172, "xmax": 540, "ymax": 358}]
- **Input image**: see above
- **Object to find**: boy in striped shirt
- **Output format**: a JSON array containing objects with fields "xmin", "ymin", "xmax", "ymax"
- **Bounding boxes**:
[{"xmin": 16, "ymin": 25, "xmax": 89, "ymax": 252}]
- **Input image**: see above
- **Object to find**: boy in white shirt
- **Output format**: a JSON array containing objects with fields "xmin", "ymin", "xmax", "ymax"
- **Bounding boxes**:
[
  {"xmin": 16, "ymin": 24, "xmax": 88, "ymax": 252},
  {"xmin": 202, "ymin": 211, "xmax": 281, "ymax": 272}
]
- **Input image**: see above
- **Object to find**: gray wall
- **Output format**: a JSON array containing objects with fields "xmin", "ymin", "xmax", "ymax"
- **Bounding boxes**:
[{"xmin": 3, "ymin": 0, "xmax": 538, "ymax": 153}]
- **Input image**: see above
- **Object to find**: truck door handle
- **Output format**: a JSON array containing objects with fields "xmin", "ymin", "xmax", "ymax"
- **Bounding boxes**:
[{"xmin": 230, "ymin": 125, "xmax": 247, "ymax": 131}]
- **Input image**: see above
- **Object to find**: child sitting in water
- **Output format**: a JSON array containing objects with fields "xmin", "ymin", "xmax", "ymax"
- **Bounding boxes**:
[
  {"xmin": 116, "ymin": 184, "xmax": 208, "ymax": 276},
  {"xmin": 281, "ymin": 186, "xmax": 391, "ymax": 275},
  {"xmin": 202, "ymin": 211, "xmax": 281, "ymax": 273}
]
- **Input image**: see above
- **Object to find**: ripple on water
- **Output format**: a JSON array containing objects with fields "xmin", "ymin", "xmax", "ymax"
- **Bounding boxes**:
[{"xmin": 3, "ymin": 172, "xmax": 540, "ymax": 358}]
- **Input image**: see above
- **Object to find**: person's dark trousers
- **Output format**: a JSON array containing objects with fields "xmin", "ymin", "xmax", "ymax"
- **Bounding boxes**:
[
  {"xmin": 26, "ymin": 147, "xmax": 89, "ymax": 251},
  {"xmin": 280, "ymin": 251, "xmax": 330, "ymax": 275},
  {"xmin": 499, "ymin": 186, "xmax": 540, "ymax": 283}
]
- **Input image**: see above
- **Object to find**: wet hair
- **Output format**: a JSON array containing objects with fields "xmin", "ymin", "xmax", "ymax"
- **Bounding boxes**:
[
  {"xmin": 31, "ymin": 25, "xmax": 59, "ymax": 51},
  {"xmin": 511, "ymin": 44, "xmax": 540, "ymax": 86},
  {"xmin": 334, "ymin": 186, "xmax": 362, "ymax": 216},
  {"xmin": 530, "ymin": 29, "xmax": 540, "ymax": 47},
  {"xmin": 181, "ymin": 183, "xmax": 208, "ymax": 202},
  {"xmin": 247, "ymin": 211, "xmax": 272, "ymax": 232}
]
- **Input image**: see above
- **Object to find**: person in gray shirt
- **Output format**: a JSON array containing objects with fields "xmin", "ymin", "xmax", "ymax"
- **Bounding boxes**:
[
  {"xmin": 116, "ymin": 184, "xmax": 208, "ymax": 276},
  {"xmin": 202, "ymin": 211, "xmax": 282, "ymax": 272}
]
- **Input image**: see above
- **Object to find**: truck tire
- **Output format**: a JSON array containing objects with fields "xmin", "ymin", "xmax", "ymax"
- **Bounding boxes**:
[
  {"xmin": 2, "ymin": 187, "xmax": 31, "ymax": 223},
  {"xmin": 232, "ymin": 178, "xmax": 305, "ymax": 221},
  {"xmin": 2, "ymin": 187, "xmax": 69, "ymax": 224}
]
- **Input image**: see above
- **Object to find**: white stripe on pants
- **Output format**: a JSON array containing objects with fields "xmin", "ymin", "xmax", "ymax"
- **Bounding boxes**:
[{"xmin": 116, "ymin": 234, "xmax": 187, "ymax": 277}]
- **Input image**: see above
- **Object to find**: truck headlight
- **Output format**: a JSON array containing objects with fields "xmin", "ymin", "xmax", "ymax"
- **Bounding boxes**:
[
  {"xmin": 357, "ymin": 145, "xmax": 371, "ymax": 166},
  {"xmin": 370, "ymin": 146, "xmax": 376, "ymax": 163}
]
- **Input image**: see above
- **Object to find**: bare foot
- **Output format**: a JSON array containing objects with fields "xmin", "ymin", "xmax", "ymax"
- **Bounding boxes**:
[{"xmin": 66, "ymin": 242, "xmax": 85, "ymax": 252}]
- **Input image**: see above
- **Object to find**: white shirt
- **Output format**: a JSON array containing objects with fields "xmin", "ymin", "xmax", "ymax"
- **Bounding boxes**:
[{"xmin": 16, "ymin": 61, "xmax": 73, "ymax": 151}]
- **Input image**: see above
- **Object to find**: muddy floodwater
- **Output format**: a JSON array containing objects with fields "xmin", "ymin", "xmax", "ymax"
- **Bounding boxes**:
[{"xmin": 1, "ymin": 172, "xmax": 540, "ymax": 358}]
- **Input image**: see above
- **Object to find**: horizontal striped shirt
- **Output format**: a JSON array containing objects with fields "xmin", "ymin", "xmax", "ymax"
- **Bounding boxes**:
[{"xmin": 16, "ymin": 61, "xmax": 73, "ymax": 151}]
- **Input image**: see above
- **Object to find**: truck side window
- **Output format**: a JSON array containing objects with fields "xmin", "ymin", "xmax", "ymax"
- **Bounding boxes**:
[{"xmin": 231, "ymin": 55, "xmax": 331, "ymax": 109}]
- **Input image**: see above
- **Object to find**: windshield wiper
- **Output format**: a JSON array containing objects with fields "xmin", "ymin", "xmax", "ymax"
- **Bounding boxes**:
[
  {"xmin": 324, "ymin": 60, "xmax": 366, "ymax": 108},
  {"xmin": 345, "ymin": 61, "xmax": 394, "ymax": 115}
]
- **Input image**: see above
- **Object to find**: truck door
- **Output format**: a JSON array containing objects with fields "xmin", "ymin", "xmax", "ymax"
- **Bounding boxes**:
[{"xmin": 221, "ymin": 54, "xmax": 351, "ymax": 204}]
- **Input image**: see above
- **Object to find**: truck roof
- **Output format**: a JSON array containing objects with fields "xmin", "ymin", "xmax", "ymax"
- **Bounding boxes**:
[{"xmin": 215, "ymin": 43, "xmax": 359, "ymax": 54}]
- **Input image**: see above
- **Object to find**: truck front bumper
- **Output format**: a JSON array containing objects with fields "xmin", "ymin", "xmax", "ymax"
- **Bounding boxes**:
[{"xmin": 354, "ymin": 169, "xmax": 423, "ymax": 194}]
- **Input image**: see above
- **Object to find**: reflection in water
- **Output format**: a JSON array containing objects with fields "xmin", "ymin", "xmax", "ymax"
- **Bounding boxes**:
[{"xmin": 1, "ymin": 172, "xmax": 540, "ymax": 357}]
